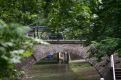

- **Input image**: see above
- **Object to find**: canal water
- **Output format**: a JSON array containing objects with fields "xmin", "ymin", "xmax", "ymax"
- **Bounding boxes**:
[{"xmin": 24, "ymin": 63, "xmax": 100, "ymax": 80}]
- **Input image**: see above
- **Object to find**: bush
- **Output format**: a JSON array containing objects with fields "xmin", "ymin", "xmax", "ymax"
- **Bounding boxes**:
[
  {"xmin": 0, "ymin": 20, "xmax": 34, "ymax": 79},
  {"xmin": 89, "ymin": 37, "xmax": 121, "ymax": 61}
]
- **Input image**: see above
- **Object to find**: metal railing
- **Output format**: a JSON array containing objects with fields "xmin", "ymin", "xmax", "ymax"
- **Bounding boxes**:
[{"xmin": 111, "ymin": 55, "xmax": 116, "ymax": 80}]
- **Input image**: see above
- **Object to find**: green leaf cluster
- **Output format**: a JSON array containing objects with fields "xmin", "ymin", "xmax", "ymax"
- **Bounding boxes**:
[
  {"xmin": 90, "ymin": 38, "xmax": 121, "ymax": 61},
  {"xmin": 41, "ymin": 0, "xmax": 93, "ymax": 39},
  {"xmin": 0, "ymin": 20, "xmax": 34, "ymax": 79}
]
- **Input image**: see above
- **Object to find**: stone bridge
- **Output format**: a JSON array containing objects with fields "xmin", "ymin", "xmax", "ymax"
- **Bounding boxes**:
[
  {"xmin": 16, "ymin": 40, "xmax": 88, "ymax": 69},
  {"xmin": 34, "ymin": 40, "xmax": 87, "ymax": 61}
]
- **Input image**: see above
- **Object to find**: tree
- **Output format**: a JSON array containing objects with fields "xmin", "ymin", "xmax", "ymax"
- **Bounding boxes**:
[
  {"xmin": 88, "ymin": 0, "xmax": 121, "ymax": 60},
  {"xmin": 0, "ymin": 0, "xmax": 41, "ymax": 25},
  {"xmin": 40, "ymin": 0, "xmax": 93, "ymax": 39}
]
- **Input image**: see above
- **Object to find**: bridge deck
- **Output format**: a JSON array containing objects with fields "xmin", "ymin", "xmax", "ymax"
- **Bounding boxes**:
[{"xmin": 44, "ymin": 40, "xmax": 86, "ymax": 44}]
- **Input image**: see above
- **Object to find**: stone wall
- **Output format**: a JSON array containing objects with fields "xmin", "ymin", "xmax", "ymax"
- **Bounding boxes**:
[
  {"xmin": 16, "ymin": 55, "xmax": 37, "ymax": 70},
  {"xmin": 88, "ymin": 55, "xmax": 121, "ymax": 80}
]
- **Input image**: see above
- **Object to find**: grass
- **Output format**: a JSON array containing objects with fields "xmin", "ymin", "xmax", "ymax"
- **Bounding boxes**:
[
  {"xmin": 70, "ymin": 63, "xmax": 91, "ymax": 68},
  {"xmin": 70, "ymin": 63, "xmax": 91, "ymax": 72},
  {"xmin": 69, "ymin": 63, "xmax": 99, "ymax": 80}
]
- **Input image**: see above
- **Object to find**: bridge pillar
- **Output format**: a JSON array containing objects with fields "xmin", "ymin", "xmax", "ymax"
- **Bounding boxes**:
[
  {"xmin": 58, "ymin": 52, "xmax": 69, "ymax": 64},
  {"xmin": 64, "ymin": 52, "xmax": 69, "ymax": 64}
]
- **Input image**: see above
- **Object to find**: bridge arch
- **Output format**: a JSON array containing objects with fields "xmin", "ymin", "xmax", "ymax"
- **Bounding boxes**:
[{"xmin": 34, "ymin": 43, "xmax": 86, "ymax": 61}]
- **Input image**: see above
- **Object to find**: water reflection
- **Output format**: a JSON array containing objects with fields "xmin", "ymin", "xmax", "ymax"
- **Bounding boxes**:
[
  {"xmin": 24, "ymin": 63, "xmax": 100, "ymax": 80},
  {"xmin": 25, "ymin": 64, "xmax": 79, "ymax": 80}
]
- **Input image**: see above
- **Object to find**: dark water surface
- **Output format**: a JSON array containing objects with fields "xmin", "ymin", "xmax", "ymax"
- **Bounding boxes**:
[{"xmin": 24, "ymin": 63, "xmax": 99, "ymax": 80}]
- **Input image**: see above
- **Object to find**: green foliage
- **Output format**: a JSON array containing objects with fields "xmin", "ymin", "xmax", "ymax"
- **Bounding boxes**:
[
  {"xmin": 0, "ymin": 0, "xmax": 98, "ymax": 39},
  {"xmin": 0, "ymin": 19, "xmax": 49, "ymax": 79},
  {"xmin": 85, "ymin": 0, "xmax": 121, "ymax": 60},
  {"xmin": 0, "ymin": 20, "xmax": 34, "ymax": 79},
  {"xmin": 0, "ymin": 0, "xmax": 41, "ymax": 25},
  {"xmin": 90, "ymin": 38, "xmax": 121, "ymax": 61},
  {"xmin": 41, "ymin": 0, "xmax": 93, "ymax": 39}
]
